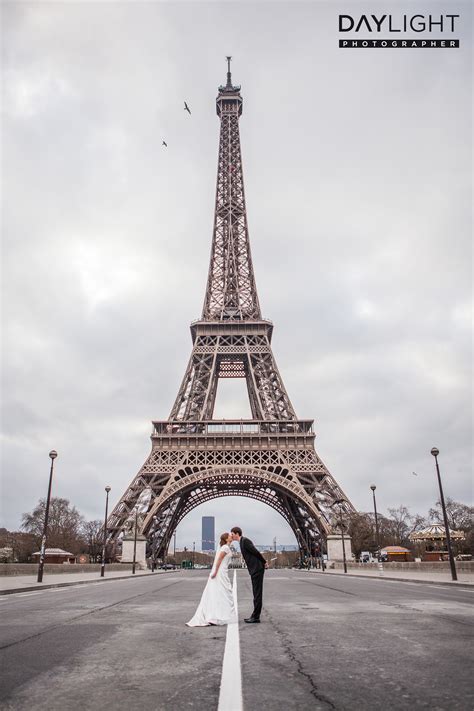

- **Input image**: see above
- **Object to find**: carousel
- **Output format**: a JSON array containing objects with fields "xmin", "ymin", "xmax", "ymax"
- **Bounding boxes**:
[{"xmin": 409, "ymin": 524, "xmax": 465, "ymax": 561}]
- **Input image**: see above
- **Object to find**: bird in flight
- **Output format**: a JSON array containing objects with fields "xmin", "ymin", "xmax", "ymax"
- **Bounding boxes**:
[
  {"xmin": 162, "ymin": 140, "xmax": 168, "ymax": 147},
  {"xmin": 412, "ymin": 471, "xmax": 418, "ymax": 476},
  {"xmin": 184, "ymin": 101, "xmax": 191, "ymax": 115}
]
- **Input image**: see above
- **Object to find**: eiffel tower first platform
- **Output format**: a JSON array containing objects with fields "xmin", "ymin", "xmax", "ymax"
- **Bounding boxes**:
[{"xmin": 107, "ymin": 59, "xmax": 355, "ymax": 560}]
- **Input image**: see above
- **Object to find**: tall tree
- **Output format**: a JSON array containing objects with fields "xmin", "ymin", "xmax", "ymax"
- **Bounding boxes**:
[
  {"xmin": 0, "ymin": 529, "xmax": 47, "ymax": 562},
  {"xmin": 429, "ymin": 498, "xmax": 473, "ymax": 532},
  {"xmin": 22, "ymin": 497, "xmax": 84, "ymax": 554},
  {"xmin": 348, "ymin": 512, "xmax": 377, "ymax": 557},
  {"xmin": 81, "ymin": 520, "xmax": 103, "ymax": 562},
  {"xmin": 409, "ymin": 513, "xmax": 429, "ymax": 533},
  {"xmin": 386, "ymin": 505, "xmax": 412, "ymax": 546}
]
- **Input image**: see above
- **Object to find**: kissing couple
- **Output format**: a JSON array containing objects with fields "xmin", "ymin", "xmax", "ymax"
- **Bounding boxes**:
[{"xmin": 186, "ymin": 526, "xmax": 268, "ymax": 627}]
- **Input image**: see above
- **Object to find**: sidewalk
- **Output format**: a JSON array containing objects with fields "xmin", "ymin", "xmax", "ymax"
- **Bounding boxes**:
[
  {"xmin": 0, "ymin": 569, "xmax": 178, "ymax": 595},
  {"xmin": 309, "ymin": 567, "xmax": 474, "ymax": 587}
]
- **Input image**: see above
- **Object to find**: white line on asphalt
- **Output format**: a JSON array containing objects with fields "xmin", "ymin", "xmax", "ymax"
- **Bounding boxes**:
[
  {"xmin": 12, "ymin": 592, "xmax": 42, "ymax": 597},
  {"xmin": 218, "ymin": 570, "xmax": 243, "ymax": 711},
  {"xmin": 428, "ymin": 585, "xmax": 474, "ymax": 592}
]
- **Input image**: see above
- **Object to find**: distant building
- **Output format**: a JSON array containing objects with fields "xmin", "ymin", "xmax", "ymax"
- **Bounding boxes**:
[
  {"xmin": 202, "ymin": 516, "xmax": 215, "ymax": 552},
  {"xmin": 31, "ymin": 548, "xmax": 76, "ymax": 564},
  {"xmin": 229, "ymin": 547, "xmax": 244, "ymax": 569}
]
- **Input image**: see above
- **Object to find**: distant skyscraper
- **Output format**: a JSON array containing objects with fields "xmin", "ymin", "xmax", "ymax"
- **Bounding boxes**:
[{"xmin": 202, "ymin": 516, "xmax": 215, "ymax": 552}]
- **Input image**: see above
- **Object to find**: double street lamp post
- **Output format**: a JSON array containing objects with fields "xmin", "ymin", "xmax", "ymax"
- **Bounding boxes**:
[
  {"xmin": 37, "ymin": 450, "xmax": 58, "ymax": 583},
  {"xmin": 192, "ymin": 541, "xmax": 195, "ymax": 569},
  {"xmin": 305, "ymin": 529, "xmax": 313, "ymax": 569},
  {"xmin": 339, "ymin": 511, "xmax": 348, "ymax": 574},
  {"xmin": 431, "ymin": 448, "xmax": 457, "ymax": 581},
  {"xmin": 331, "ymin": 499, "xmax": 347, "ymax": 574},
  {"xmin": 319, "ymin": 536, "xmax": 326, "ymax": 571},
  {"xmin": 295, "ymin": 528, "xmax": 304, "ymax": 568},
  {"xmin": 370, "ymin": 485, "xmax": 381, "ymax": 560},
  {"xmin": 132, "ymin": 506, "xmax": 139, "ymax": 575},
  {"xmin": 100, "ymin": 486, "xmax": 111, "ymax": 577},
  {"xmin": 151, "ymin": 515, "xmax": 158, "ymax": 572}
]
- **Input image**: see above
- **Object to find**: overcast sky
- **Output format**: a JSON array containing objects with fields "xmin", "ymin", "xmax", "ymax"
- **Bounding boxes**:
[{"xmin": 1, "ymin": 1, "xmax": 472, "ymax": 550}]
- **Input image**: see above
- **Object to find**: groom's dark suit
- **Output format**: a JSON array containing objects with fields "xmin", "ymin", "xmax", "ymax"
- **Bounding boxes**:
[{"xmin": 240, "ymin": 536, "xmax": 267, "ymax": 620}]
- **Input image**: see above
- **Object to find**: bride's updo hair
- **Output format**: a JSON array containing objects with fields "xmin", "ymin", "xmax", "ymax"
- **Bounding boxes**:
[{"xmin": 220, "ymin": 532, "xmax": 230, "ymax": 547}]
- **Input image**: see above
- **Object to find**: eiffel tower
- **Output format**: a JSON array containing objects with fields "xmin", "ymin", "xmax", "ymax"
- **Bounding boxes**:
[{"xmin": 107, "ymin": 59, "xmax": 355, "ymax": 559}]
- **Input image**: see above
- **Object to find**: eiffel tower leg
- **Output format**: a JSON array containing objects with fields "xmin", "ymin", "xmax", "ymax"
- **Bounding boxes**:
[{"xmin": 155, "ymin": 492, "xmax": 191, "ymax": 561}]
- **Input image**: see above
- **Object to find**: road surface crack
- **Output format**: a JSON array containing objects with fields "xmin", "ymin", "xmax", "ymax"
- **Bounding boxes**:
[
  {"xmin": 265, "ymin": 609, "xmax": 339, "ymax": 710},
  {"xmin": 295, "ymin": 578, "xmax": 357, "ymax": 597}
]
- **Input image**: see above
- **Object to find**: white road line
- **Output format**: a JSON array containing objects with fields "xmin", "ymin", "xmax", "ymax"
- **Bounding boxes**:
[
  {"xmin": 218, "ymin": 570, "xmax": 243, "ymax": 711},
  {"xmin": 429, "ymin": 585, "xmax": 474, "ymax": 592}
]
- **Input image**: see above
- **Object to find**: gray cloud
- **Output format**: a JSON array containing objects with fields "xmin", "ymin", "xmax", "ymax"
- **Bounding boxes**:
[{"xmin": 1, "ymin": 1, "xmax": 472, "ymax": 549}]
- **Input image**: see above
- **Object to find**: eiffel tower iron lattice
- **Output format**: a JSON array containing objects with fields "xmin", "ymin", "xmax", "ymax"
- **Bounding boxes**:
[{"xmin": 107, "ymin": 59, "xmax": 355, "ymax": 560}]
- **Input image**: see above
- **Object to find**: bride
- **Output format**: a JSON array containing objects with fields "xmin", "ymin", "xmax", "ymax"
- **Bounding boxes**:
[{"xmin": 186, "ymin": 532, "xmax": 237, "ymax": 627}]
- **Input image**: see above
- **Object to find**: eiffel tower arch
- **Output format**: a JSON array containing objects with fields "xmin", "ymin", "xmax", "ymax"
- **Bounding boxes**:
[{"xmin": 108, "ymin": 59, "xmax": 355, "ymax": 560}]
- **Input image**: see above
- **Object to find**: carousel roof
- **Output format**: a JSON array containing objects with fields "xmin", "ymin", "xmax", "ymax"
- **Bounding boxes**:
[
  {"xmin": 409, "ymin": 524, "xmax": 465, "ymax": 541},
  {"xmin": 32, "ymin": 548, "xmax": 74, "ymax": 557},
  {"xmin": 381, "ymin": 546, "xmax": 411, "ymax": 553}
]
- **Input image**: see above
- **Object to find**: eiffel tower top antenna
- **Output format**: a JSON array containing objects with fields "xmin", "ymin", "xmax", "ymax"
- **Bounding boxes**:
[
  {"xmin": 168, "ymin": 59, "xmax": 296, "ymax": 421},
  {"xmin": 203, "ymin": 57, "xmax": 260, "ymax": 322}
]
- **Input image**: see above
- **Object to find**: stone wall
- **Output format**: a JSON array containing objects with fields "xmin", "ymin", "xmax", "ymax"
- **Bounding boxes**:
[
  {"xmin": 0, "ymin": 563, "xmax": 134, "ymax": 576},
  {"xmin": 170, "ymin": 551, "xmax": 214, "ymax": 565},
  {"xmin": 329, "ymin": 561, "xmax": 474, "ymax": 573}
]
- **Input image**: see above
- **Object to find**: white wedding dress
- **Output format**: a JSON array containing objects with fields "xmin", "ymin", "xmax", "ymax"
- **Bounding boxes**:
[{"xmin": 186, "ymin": 544, "xmax": 237, "ymax": 626}]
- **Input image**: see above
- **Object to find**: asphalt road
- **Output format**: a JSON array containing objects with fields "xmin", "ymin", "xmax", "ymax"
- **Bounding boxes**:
[{"xmin": 0, "ymin": 570, "xmax": 472, "ymax": 710}]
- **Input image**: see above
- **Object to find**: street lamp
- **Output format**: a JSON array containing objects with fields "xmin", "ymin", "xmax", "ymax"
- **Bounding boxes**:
[
  {"xmin": 192, "ymin": 541, "xmax": 195, "ymax": 569},
  {"xmin": 295, "ymin": 528, "xmax": 304, "ymax": 568},
  {"xmin": 100, "ymin": 486, "xmax": 111, "ymax": 577},
  {"xmin": 151, "ymin": 515, "xmax": 158, "ymax": 572},
  {"xmin": 331, "ymin": 499, "xmax": 347, "ymax": 574},
  {"xmin": 37, "ymin": 450, "xmax": 58, "ymax": 583},
  {"xmin": 173, "ymin": 530, "xmax": 176, "ymax": 561},
  {"xmin": 431, "ymin": 448, "xmax": 457, "ymax": 581},
  {"xmin": 370, "ymin": 485, "xmax": 381, "ymax": 559},
  {"xmin": 132, "ymin": 506, "xmax": 139, "ymax": 575},
  {"xmin": 305, "ymin": 527, "xmax": 312, "ymax": 569},
  {"xmin": 317, "ymin": 534, "xmax": 326, "ymax": 572}
]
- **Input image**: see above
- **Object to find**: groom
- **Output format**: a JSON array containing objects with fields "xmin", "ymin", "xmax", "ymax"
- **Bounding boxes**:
[{"xmin": 231, "ymin": 526, "xmax": 268, "ymax": 623}]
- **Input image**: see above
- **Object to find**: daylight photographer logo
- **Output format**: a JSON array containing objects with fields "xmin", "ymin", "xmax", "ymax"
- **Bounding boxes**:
[{"xmin": 339, "ymin": 13, "xmax": 460, "ymax": 48}]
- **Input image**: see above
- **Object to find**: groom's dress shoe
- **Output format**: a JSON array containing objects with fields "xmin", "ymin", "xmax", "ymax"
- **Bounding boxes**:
[{"xmin": 244, "ymin": 617, "xmax": 260, "ymax": 623}]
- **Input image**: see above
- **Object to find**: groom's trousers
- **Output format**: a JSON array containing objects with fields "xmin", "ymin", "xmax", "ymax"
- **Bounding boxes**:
[{"xmin": 251, "ymin": 569, "xmax": 264, "ymax": 619}]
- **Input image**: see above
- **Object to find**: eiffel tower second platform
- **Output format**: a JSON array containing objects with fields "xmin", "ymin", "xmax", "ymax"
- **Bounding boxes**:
[{"xmin": 107, "ymin": 59, "xmax": 355, "ymax": 559}]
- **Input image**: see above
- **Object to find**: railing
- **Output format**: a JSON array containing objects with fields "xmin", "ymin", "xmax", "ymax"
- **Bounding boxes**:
[
  {"xmin": 190, "ymin": 317, "xmax": 274, "ymax": 326},
  {"xmin": 152, "ymin": 419, "xmax": 314, "ymax": 436}
]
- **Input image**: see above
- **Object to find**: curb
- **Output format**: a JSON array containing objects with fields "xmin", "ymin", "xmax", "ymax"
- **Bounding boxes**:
[
  {"xmin": 308, "ymin": 570, "xmax": 474, "ymax": 589},
  {"xmin": 0, "ymin": 569, "xmax": 180, "ymax": 596}
]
